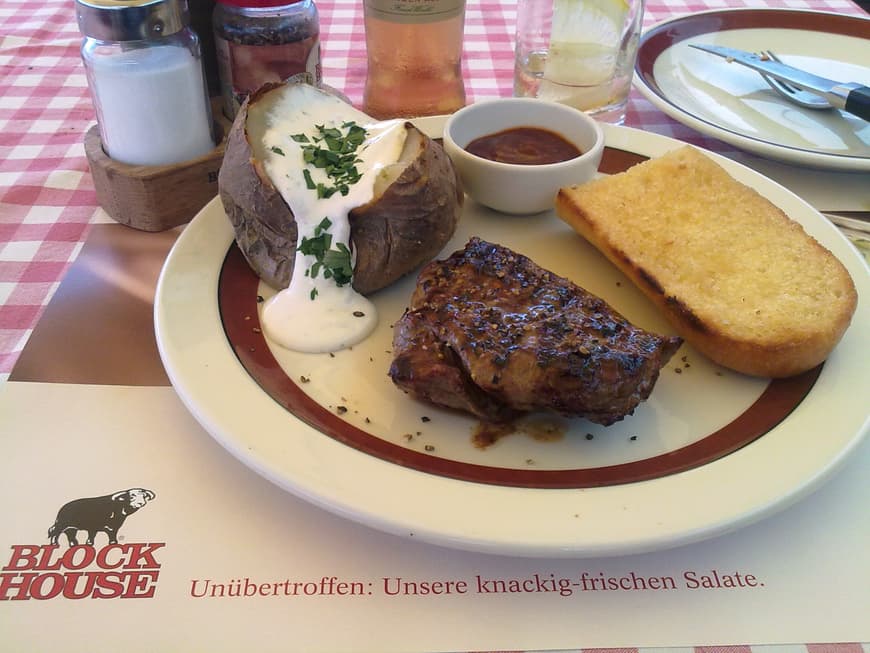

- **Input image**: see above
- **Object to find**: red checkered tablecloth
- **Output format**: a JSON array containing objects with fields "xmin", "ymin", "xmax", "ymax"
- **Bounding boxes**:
[{"xmin": 0, "ymin": 0, "xmax": 866, "ymax": 382}]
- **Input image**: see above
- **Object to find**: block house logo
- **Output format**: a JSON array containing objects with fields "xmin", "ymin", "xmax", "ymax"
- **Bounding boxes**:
[{"xmin": 1, "ymin": 488, "xmax": 164, "ymax": 600}]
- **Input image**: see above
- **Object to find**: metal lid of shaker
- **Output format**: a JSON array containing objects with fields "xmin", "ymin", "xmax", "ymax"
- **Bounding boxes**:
[
  {"xmin": 215, "ymin": 0, "xmax": 305, "ymax": 7},
  {"xmin": 75, "ymin": 0, "xmax": 191, "ymax": 42}
]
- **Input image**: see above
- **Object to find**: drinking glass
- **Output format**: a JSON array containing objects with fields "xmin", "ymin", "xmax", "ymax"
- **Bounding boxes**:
[{"xmin": 513, "ymin": 0, "xmax": 644, "ymax": 124}]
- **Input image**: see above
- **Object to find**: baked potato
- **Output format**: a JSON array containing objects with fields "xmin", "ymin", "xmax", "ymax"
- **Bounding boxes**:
[{"xmin": 218, "ymin": 82, "xmax": 464, "ymax": 295}]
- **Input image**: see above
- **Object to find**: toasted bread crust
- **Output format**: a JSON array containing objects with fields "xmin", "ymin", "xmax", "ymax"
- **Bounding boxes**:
[{"xmin": 555, "ymin": 147, "xmax": 857, "ymax": 378}]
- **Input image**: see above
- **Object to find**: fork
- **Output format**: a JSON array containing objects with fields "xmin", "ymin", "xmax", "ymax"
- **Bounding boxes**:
[{"xmin": 757, "ymin": 50, "xmax": 833, "ymax": 110}]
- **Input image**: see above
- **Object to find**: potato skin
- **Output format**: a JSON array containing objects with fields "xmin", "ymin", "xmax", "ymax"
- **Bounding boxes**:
[
  {"xmin": 350, "ymin": 127, "xmax": 464, "ymax": 295},
  {"xmin": 218, "ymin": 91, "xmax": 297, "ymax": 291},
  {"xmin": 217, "ymin": 84, "xmax": 463, "ymax": 295}
]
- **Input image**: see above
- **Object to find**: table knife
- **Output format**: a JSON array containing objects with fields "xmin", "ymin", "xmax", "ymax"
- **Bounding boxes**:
[
  {"xmin": 689, "ymin": 44, "xmax": 870, "ymax": 121},
  {"xmin": 823, "ymin": 211, "xmax": 870, "ymax": 237}
]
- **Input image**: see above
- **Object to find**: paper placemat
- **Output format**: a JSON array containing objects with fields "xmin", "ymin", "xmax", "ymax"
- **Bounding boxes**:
[{"xmin": 0, "ymin": 381, "xmax": 867, "ymax": 651}]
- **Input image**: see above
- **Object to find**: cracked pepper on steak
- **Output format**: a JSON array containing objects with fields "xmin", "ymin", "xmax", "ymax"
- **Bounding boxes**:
[{"xmin": 389, "ymin": 238, "xmax": 683, "ymax": 425}]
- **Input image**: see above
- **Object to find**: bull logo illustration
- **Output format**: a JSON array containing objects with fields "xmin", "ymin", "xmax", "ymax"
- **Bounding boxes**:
[{"xmin": 47, "ymin": 488, "xmax": 156, "ymax": 546}]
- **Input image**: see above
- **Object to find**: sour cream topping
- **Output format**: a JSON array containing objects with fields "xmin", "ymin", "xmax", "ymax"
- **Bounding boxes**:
[{"xmin": 257, "ymin": 85, "xmax": 407, "ymax": 353}]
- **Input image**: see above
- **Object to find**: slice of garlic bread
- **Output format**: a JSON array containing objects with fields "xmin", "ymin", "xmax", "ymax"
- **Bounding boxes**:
[{"xmin": 555, "ymin": 146, "xmax": 857, "ymax": 378}]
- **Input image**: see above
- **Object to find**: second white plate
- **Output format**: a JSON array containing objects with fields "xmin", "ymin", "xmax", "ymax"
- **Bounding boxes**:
[{"xmin": 634, "ymin": 9, "xmax": 870, "ymax": 171}]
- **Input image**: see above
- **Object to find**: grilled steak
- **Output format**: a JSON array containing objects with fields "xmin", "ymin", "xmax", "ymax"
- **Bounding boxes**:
[{"xmin": 389, "ymin": 238, "xmax": 682, "ymax": 425}]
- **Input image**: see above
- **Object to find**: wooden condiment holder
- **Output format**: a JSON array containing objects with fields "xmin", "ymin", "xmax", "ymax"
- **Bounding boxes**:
[{"xmin": 84, "ymin": 105, "xmax": 231, "ymax": 232}]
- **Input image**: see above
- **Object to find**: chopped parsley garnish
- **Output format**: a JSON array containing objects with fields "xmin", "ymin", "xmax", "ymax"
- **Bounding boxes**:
[
  {"xmin": 292, "ymin": 121, "xmax": 366, "ymax": 199},
  {"xmin": 287, "ymin": 122, "xmax": 369, "ymax": 297},
  {"xmin": 270, "ymin": 146, "xmax": 285, "ymax": 156},
  {"xmin": 298, "ymin": 217, "xmax": 353, "ymax": 298}
]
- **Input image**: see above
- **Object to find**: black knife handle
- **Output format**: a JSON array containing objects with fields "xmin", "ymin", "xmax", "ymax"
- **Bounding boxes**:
[{"xmin": 845, "ymin": 86, "xmax": 870, "ymax": 122}]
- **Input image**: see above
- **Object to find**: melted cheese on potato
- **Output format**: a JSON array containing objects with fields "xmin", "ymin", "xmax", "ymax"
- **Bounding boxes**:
[{"xmin": 257, "ymin": 84, "xmax": 407, "ymax": 353}]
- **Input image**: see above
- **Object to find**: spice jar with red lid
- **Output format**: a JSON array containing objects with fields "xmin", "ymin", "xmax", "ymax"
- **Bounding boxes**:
[{"xmin": 213, "ymin": 0, "xmax": 321, "ymax": 120}]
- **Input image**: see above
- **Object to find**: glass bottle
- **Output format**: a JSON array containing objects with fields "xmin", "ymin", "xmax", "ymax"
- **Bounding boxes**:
[
  {"xmin": 76, "ymin": 0, "xmax": 216, "ymax": 166},
  {"xmin": 362, "ymin": 0, "xmax": 467, "ymax": 119},
  {"xmin": 213, "ymin": 0, "xmax": 321, "ymax": 120}
]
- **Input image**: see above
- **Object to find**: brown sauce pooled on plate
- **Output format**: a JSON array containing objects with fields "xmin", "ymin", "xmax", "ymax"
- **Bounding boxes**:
[
  {"xmin": 465, "ymin": 127, "xmax": 582, "ymax": 165},
  {"xmin": 472, "ymin": 417, "xmax": 567, "ymax": 449}
]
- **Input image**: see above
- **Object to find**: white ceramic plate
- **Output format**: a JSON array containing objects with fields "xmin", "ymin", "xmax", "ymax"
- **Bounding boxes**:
[
  {"xmin": 634, "ymin": 9, "xmax": 870, "ymax": 171},
  {"xmin": 154, "ymin": 119, "xmax": 869, "ymax": 558}
]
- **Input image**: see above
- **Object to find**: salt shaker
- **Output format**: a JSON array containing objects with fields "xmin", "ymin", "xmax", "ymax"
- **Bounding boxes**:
[{"xmin": 76, "ymin": 0, "xmax": 216, "ymax": 167}]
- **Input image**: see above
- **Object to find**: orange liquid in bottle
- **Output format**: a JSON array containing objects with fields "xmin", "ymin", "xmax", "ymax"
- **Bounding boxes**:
[{"xmin": 362, "ymin": 2, "xmax": 466, "ymax": 119}]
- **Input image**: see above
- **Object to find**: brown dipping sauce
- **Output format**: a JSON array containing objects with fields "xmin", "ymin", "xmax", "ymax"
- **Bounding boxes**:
[{"xmin": 465, "ymin": 126, "xmax": 582, "ymax": 165}]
